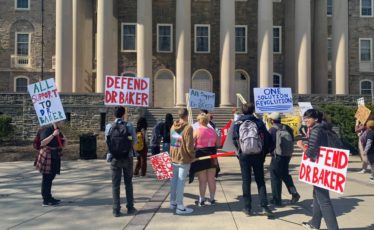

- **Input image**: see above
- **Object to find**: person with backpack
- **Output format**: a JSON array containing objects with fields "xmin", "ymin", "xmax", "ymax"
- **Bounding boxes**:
[
  {"xmin": 105, "ymin": 106, "xmax": 137, "ymax": 217},
  {"xmin": 150, "ymin": 120, "xmax": 164, "ymax": 155},
  {"xmin": 297, "ymin": 109, "xmax": 339, "ymax": 230},
  {"xmin": 134, "ymin": 117, "xmax": 148, "ymax": 177},
  {"xmin": 232, "ymin": 103, "xmax": 274, "ymax": 217},
  {"xmin": 162, "ymin": 113, "xmax": 173, "ymax": 153},
  {"xmin": 362, "ymin": 120, "xmax": 374, "ymax": 182},
  {"xmin": 169, "ymin": 108, "xmax": 195, "ymax": 215},
  {"xmin": 268, "ymin": 112, "xmax": 300, "ymax": 207},
  {"xmin": 34, "ymin": 121, "xmax": 66, "ymax": 207}
]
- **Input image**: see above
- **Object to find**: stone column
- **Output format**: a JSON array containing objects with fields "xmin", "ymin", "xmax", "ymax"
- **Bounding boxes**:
[
  {"xmin": 295, "ymin": 0, "xmax": 311, "ymax": 94},
  {"xmin": 258, "ymin": 0, "xmax": 273, "ymax": 88},
  {"xmin": 96, "ymin": 0, "xmax": 115, "ymax": 93},
  {"xmin": 220, "ymin": 0, "xmax": 235, "ymax": 107},
  {"xmin": 332, "ymin": 0, "xmax": 349, "ymax": 94},
  {"xmin": 284, "ymin": 0, "xmax": 296, "ymax": 89},
  {"xmin": 137, "ymin": 0, "xmax": 153, "ymax": 104},
  {"xmin": 312, "ymin": 0, "xmax": 328, "ymax": 94},
  {"xmin": 175, "ymin": 0, "xmax": 191, "ymax": 107},
  {"xmin": 55, "ymin": 0, "xmax": 72, "ymax": 92}
]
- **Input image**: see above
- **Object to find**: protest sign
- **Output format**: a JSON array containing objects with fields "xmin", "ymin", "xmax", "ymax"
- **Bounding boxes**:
[
  {"xmin": 254, "ymin": 88, "xmax": 293, "ymax": 113},
  {"xmin": 281, "ymin": 116, "xmax": 301, "ymax": 136},
  {"xmin": 221, "ymin": 122, "xmax": 236, "ymax": 153},
  {"xmin": 357, "ymin": 97, "xmax": 365, "ymax": 107},
  {"xmin": 298, "ymin": 102, "xmax": 313, "ymax": 117},
  {"xmin": 355, "ymin": 105, "xmax": 371, "ymax": 124},
  {"xmin": 189, "ymin": 89, "xmax": 215, "ymax": 111},
  {"xmin": 220, "ymin": 119, "xmax": 233, "ymax": 148},
  {"xmin": 149, "ymin": 152, "xmax": 173, "ymax": 180},
  {"xmin": 299, "ymin": 147, "xmax": 349, "ymax": 194},
  {"xmin": 28, "ymin": 78, "xmax": 66, "ymax": 126},
  {"xmin": 105, "ymin": 75, "xmax": 149, "ymax": 107}
]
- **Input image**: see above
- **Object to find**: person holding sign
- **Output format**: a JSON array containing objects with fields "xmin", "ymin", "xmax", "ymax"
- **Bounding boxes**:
[
  {"xmin": 134, "ymin": 117, "xmax": 148, "ymax": 177},
  {"xmin": 34, "ymin": 122, "xmax": 65, "ymax": 207},
  {"xmin": 297, "ymin": 109, "xmax": 339, "ymax": 230}
]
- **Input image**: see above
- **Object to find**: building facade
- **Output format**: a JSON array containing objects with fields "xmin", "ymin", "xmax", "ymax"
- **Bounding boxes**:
[{"xmin": 1, "ymin": 0, "xmax": 374, "ymax": 107}]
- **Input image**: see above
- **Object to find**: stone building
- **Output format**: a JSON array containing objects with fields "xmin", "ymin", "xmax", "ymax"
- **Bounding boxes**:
[{"xmin": 1, "ymin": 0, "xmax": 374, "ymax": 107}]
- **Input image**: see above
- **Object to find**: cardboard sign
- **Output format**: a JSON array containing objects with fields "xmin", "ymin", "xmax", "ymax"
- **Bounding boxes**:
[
  {"xmin": 357, "ymin": 97, "xmax": 365, "ymax": 107},
  {"xmin": 28, "ymin": 79, "xmax": 66, "ymax": 126},
  {"xmin": 281, "ymin": 116, "xmax": 301, "ymax": 136},
  {"xmin": 254, "ymin": 88, "xmax": 293, "ymax": 113},
  {"xmin": 298, "ymin": 102, "xmax": 313, "ymax": 117},
  {"xmin": 299, "ymin": 147, "xmax": 349, "ymax": 194},
  {"xmin": 149, "ymin": 152, "xmax": 173, "ymax": 180},
  {"xmin": 104, "ymin": 75, "xmax": 149, "ymax": 107},
  {"xmin": 189, "ymin": 89, "xmax": 215, "ymax": 111},
  {"xmin": 355, "ymin": 105, "xmax": 371, "ymax": 124}
]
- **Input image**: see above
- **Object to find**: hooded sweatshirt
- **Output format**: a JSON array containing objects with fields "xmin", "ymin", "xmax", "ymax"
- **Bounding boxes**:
[{"xmin": 170, "ymin": 120, "xmax": 195, "ymax": 164}]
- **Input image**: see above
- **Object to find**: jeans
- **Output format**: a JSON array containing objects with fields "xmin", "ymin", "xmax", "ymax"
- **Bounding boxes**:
[
  {"xmin": 111, "ymin": 158, "xmax": 134, "ymax": 211},
  {"xmin": 41, "ymin": 173, "xmax": 56, "ymax": 201},
  {"xmin": 170, "ymin": 163, "xmax": 190, "ymax": 206},
  {"xmin": 309, "ymin": 186, "xmax": 339, "ymax": 230},
  {"xmin": 238, "ymin": 154, "xmax": 268, "ymax": 209},
  {"xmin": 270, "ymin": 155, "xmax": 297, "ymax": 203},
  {"xmin": 163, "ymin": 143, "xmax": 171, "ymax": 153}
]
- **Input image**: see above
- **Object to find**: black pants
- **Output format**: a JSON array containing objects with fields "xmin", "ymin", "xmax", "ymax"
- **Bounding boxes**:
[
  {"xmin": 238, "ymin": 154, "xmax": 268, "ymax": 209},
  {"xmin": 41, "ymin": 173, "xmax": 56, "ymax": 201},
  {"xmin": 270, "ymin": 155, "xmax": 297, "ymax": 203}
]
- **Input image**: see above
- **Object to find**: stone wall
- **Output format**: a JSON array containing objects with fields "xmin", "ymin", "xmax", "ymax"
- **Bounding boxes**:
[{"xmin": 0, "ymin": 93, "xmax": 371, "ymax": 141}]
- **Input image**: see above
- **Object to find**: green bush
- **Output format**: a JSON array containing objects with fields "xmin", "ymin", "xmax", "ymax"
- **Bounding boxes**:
[
  {"xmin": 0, "ymin": 115, "xmax": 13, "ymax": 138},
  {"xmin": 317, "ymin": 104, "xmax": 358, "ymax": 153}
]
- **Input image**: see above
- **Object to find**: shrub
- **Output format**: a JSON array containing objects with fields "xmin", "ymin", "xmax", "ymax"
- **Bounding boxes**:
[{"xmin": 0, "ymin": 115, "xmax": 13, "ymax": 139}]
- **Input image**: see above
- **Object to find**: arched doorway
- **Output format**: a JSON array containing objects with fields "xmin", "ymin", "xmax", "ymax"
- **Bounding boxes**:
[
  {"xmin": 192, "ymin": 69, "xmax": 213, "ymax": 92},
  {"xmin": 154, "ymin": 69, "xmax": 175, "ymax": 107},
  {"xmin": 234, "ymin": 70, "xmax": 250, "ymax": 102}
]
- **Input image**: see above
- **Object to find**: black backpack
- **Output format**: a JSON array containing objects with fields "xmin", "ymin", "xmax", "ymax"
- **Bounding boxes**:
[
  {"xmin": 325, "ymin": 129, "xmax": 344, "ymax": 149},
  {"xmin": 107, "ymin": 121, "xmax": 132, "ymax": 159}
]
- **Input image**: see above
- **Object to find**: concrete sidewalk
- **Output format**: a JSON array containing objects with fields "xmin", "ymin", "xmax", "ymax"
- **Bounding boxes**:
[{"xmin": 0, "ymin": 155, "xmax": 373, "ymax": 230}]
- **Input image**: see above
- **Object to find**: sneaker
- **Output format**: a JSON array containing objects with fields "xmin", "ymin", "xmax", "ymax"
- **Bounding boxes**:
[
  {"xmin": 357, "ymin": 169, "xmax": 367, "ymax": 174},
  {"xmin": 42, "ymin": 199, "xmax": 59, "ymax": 207},
  {"xmin": 206, "ymin": 199, "xmax": 216, "ymax": 205},
  {"xmin": 369, "ymin": 177, "xmax": 374, "ymax": 182},
  {"xmin": 50, "ymin": 197, "xmax": 61, "ymax": 204},
  {"xmin": 301, "ymin": 222, "xmax": 318, "ymax": 230},
  {"xmin": 176, "ymin": 207, "xmax": 193, "ymax": 215},
  {"xmin": 260, "ymin": 206, "xmax": 274, "ymax": 217},
  {"xmin": 242, "ymin": 208, "xmax": 252, "ymax": 216},
  {"xmin": 169, "ymin": 203, "xmax": 177, "ymax": 210},
  {"xmin": 194, "ymin": 200, "xmax": 206, "ymax": 207},
  {"xmin": 113, "ymin": 210, "xmax": 121, "ymax": 217},
  {"xmin": 127, "ymin": 207, "xmax": 137, "ymax": 215},
  {"xmin": 291, "ymin": 193, "xmax": 301, "ymax": 204}
]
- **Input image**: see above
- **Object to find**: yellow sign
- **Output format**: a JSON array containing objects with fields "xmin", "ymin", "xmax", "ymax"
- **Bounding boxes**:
[
  {"xmin": 355, "ymin": 105, "xmax": 371, "ymax": 124},
  {"xmin": 281, "ymin": 116, "xmax": 301, "ymax": 136}
]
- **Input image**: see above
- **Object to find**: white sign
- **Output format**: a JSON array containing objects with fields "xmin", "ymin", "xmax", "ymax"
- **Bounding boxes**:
[
  {"xmin": 299, "ymin": 147, "xmax": 349, "ymax": 194},
  {"xmin": 189, "ymin": 89, "xmax": 215, "ymax": 111},
  {"xmin": 105, "ymin": 75, "xmax": 150, "ymax": 107},
  {"xmin": 357, "ymin": 97, "xmax": 365, "ymax": 107},
  {"xmin": 298, "ymin": 102, "xmax": 313, "ymax": 117},
  {"xmin": 254, "ymin": 88, "xmax": 293, "ymax": 113},
  {"xmin": 28, "ymin": 78, "xmax": 66, "ymax": 126}
]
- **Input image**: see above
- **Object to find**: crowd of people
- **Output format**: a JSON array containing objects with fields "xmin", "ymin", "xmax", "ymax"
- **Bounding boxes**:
[{"xmin": 32, "ymin": 103, "xmax": 374, "ymax": 230}]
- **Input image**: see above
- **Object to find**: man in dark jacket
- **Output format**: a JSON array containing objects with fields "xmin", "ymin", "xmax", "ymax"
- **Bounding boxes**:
[{"xmin": 232, "ymin": 103, "xmax": 274, "ymax": 217}]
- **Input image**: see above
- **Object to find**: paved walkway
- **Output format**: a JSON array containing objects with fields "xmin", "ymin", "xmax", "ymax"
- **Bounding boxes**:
[{"xmin": 0, "ymin": 155, "xmax": 373, "ymax": 230}]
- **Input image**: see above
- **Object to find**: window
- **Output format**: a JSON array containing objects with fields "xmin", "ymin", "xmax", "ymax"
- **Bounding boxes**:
[
  {"xmin": 14, "ymin": 76, "xmax": 28, "ymax": 92},
  {"xmin": 327, "ymin": 0, "xmax": 332, "ymax": 16},
  {"xmin": 328, "ymin": 79, "xmax": 333, "ymax": 94},
  {"xmin": 328, "ymin": 38, "xmax": 332, "ymax": 61},
  {"xmin": 121, "ymin": 23, "xmax": 136, "ymax": 52},
  {"xmin": 157, "ymin": 24, "xmax": 173, "ymax": 53},
  {"xmin": 361, "ymin": 0, "xmax": 373, "ymax": 17},
  {"xmin": 235, "ymin": 25, "xmax": 247, "ymax": 53},
  {"xmin": 100, "ymin": 113, "xmax": 106, "ymax": 131},
  {"xmin": 273, "ymin": 73, "xmax": 282, "ymax": 87},
  {"xmin": 360, "ymin": 38, "xmax": 372, "ymax": 61},
  {"xmin": 15, "ymin": 33, "xmax": 30, "ymax": 57},
  {"xmin": 194, "ymin": 24, "xmax": 210, "ymax": 53},
  {"xmin": 360, "ymin": 80, "xmax": 373, "ymax": 95},
  {"xmin": 273, "ymin": 26, "xmax": 282, "ymax": 54},
  {"xmin": 15, "ymin": 0, "xmax": 29, "ymax": 10}
]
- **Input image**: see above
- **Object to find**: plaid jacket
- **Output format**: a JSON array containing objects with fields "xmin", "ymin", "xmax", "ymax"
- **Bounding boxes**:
[{"xmin": 34, "ymin": 147, "xmax": 62, "ymax": 174}]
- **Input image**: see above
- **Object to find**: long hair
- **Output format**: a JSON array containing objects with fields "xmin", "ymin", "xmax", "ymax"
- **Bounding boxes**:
[
  {"xmin": 136, "ymin": 117, "xmax": 148, "ymax": 132},
  {"xmin": 164, "ymin": 113, "xmax": 173, "ymax": 131}
]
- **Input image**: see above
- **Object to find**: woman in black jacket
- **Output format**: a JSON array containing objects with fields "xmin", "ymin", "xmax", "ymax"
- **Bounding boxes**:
[{"xmin": 297, "ymin": 109, "xmax": 339, "ymax": 230}]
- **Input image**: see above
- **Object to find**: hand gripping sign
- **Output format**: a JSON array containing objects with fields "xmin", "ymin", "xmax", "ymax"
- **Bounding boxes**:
[
  {"xmin": 299, "ymin": 146, "xmax": 349, "ymax": 194},
  {"xmin": 149, "ymin": 152, "xmax": 173, "ymax": 180}
]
